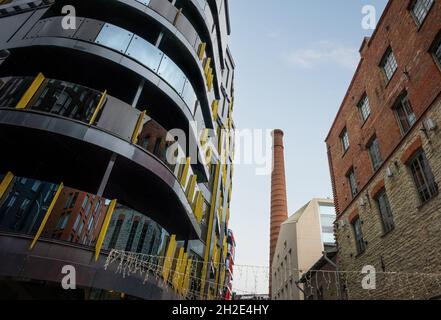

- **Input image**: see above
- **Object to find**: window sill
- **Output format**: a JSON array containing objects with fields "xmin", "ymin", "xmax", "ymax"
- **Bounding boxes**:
[{"xmin": 342, "ymin": 148, "xmax": 349, "ymax": 158}]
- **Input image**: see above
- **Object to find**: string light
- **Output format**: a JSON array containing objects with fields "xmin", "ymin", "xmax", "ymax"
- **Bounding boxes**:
[{"xmin": 104, "ymin": 249, "xmax": 441, "ymax": 300}]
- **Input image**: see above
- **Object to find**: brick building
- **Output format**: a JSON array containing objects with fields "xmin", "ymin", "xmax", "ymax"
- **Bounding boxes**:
[{"xmin": 326, "ymin": 0, "xmax": 441, "ymax": 299}]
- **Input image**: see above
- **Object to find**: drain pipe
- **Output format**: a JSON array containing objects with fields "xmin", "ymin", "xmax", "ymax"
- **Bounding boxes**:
[{"xmin": 322, "ymin": 251, "xmax": 342, "ymax": 300}]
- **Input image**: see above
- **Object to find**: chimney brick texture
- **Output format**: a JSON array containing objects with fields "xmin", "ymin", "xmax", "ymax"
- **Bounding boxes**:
[{"xmin": 269, "ymin": 129, "xmax": 288, "ymax": 296}]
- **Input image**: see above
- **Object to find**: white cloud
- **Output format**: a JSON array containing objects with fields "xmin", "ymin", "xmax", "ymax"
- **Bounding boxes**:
[{"xmin": 284, "ymin": 41, "xmax": 359, "ymax": 70}]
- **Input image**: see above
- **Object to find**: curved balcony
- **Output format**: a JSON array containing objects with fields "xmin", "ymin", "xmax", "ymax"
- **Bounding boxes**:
[
  {"xmin": 0, "ymin": 76, "xmax": 205, "ymax": 240},
  {"xmin": 0, "ymin": 175, "xmax": 182, "ymax": 299}
]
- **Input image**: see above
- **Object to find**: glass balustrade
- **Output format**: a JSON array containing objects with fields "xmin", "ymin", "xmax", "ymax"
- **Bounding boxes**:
[
  {"xmin": 0, "ymin": 176, "xmax": 60, "ymax": 236},
  {"xmin": 0, "ymin": 173, "xmax": 171, "ymax": 255},
  {"xmin": 0, "ymin": 76, "xmax": 194, "ymax": 187},
  {"xmin": 93, "ymin": 22, "xmax": 198, "ymax": 114},
  {"xmin": 0, "ymin": 76, "xmax": 34, "ymax": 108},
  {"xmin": 28, "ymin": 79, "xmax": 103, "ymax": 123},
  {"xmin": 126, "ymin": 35, "xmax": 164, "ymax": 73},
  {"xmin": 95, "ymin": 23, "xmax": 134, "ymax": 54}
]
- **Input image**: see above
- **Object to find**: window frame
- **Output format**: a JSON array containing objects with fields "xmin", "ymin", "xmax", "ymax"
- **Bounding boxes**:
[
  {"xmin": 409, "ymin": 0, "xmax": 434, "ymax": 28},
  {"xmin": 352, "ymin": 217, "xmax": 366, "ymax": 255},
  {"xmin": 375, "ymin": 188, "xmax": 395, "ymax": 234},
  {"xmin": 347, "ymin": 168, "xmax": 358, "ymax": 199},
  {"xmin": 408, "ymin": 150, "xmax": 439, "ymax": 204},
  {"xmin": 340, "ymin": 128, "xmax": 350, "ymax": 154},
  {"xmin": 367, "ymin": 136, "xmax": 383, "ymax": 171},
  {"xmin": 380, "ymin": 47, "xmax": 398, "ymax": 83},
  {"xmin": 393, "ymin": 92, "xmax": 416, "ymax": 135},
  {"xmin": 430, "ymin": 30, "xmax": 441, "ymax": 70},
  {"xmin": 357, "ymin": 94, "xmax": 371, "ymax": 123}
]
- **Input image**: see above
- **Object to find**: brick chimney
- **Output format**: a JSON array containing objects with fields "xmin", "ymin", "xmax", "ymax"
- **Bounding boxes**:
[{"xmin": 269, "ymin": 129, "xmax": 288, "ymax": 297}]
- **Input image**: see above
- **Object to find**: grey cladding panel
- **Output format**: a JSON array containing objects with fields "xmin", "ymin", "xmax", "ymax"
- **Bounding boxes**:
[
  {"xmin": 74, "ymin": 19, "xmax": 105, "ymax": 42},
  {"xmin": 0, "ymin": 11, "xmax": 33, "ymax": 43},
  {"xmin": 97, "ymin": 96, "xmax": 141, "ymax": 141}
]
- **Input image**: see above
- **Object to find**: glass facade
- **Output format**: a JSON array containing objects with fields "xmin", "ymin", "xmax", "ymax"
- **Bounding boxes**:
[{"xmin": 319, "ymin": 204, "xmax": 336, "ymax": 244}]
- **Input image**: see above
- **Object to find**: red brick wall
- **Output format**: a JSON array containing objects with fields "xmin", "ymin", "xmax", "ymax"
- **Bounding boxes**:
[{"xmin": 326, "ymin": 0, "xmax": 441, "ymax": 218}]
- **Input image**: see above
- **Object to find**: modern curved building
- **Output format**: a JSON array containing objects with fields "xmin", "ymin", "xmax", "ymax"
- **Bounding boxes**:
[{"xmin": 0, "ymin": 0, "xmax": 235, "ymax": 300}]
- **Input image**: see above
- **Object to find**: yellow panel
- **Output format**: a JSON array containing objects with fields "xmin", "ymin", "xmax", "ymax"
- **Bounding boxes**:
[
  {"xmin": 195, "ymin": 192, "xmax": 204, "ymax": 224},
  {"xmin": 182, "ymin": 258, "xmax": 193, "ymax": 296},
  {"xmin": 200, "ymin": 163, "xmax": 221, "ymax": 299},
  {"xmin": 211, "ymin": 100, "xmax": 219, "ymax": 121},
  {"xmin": 94, "ymin": 199, "xmax": 117, "ymax": 260},
  {"xmin": 131, "ymin": 111, "xmax": 146, "ymax": 144},
  {"xmin": 187, "ymin": 175, "xmax": 197, "ymax": 202},
  {"xmin": 177, "ymin": 252, "xmax": 188, "ymax": 294},
  {"xmin": 89, "ymin": 90, "xmax": 108, "ymax": 125},
  {"xmin": 162, "ymin": 235, "xmax": 177, "ymax": 282},
  {"xmin": 0, "ymin": 172, "xmax": 14, "ymax": 200},
  {"xmin": 200, "ymin": 128, "xmax": 209, "ymax": 145},
  {"xmin": 16, "ymin": 73, "xmax": 45, "ymax": 109},
  {"xmin": 180, "ymin": 157, "xmax": 191, "ymax": 187},
  {"xmin": 198, "ymin": 42, "xmax": 207, "ymax": 60},
  {"xmin": 204, "ymin": 57, "xmax": 212, "ymax": 77},
  {"xmin": 30, "ymin": 183, "xmax": 64, "ymax": 250},
  {"xmin": 172, "ymin": 247, "xmax": 184, "ymax": 289}
]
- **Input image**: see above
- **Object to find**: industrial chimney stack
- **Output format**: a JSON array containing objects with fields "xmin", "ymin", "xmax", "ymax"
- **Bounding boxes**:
[{"xmin": 269, "ymin": 129, "xmax": 288, "ymax": 297}]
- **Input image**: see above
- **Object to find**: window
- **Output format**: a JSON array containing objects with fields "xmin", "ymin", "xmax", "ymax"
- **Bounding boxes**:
[
  {"xmin": 87, "ymin": 216, "xmax": 94, "ymax": 231},
  {"xmin": 73, "ymin": 214, "xmax": 81, "ymax": 231},
  {"xmin": 136, "ymin": 223, "xmax": 148, "ymax": 253},
  {"xmin": 409, "ymin": 150, "xmax": 438, "ymax": 203},
  {"xmin": 81, "ymin": 195, "xmax": 89, "ymax": 209},
  {"xmin": 60, "ymin": 213, "xmax": 70, "ymax": 230},
  {"xmin": 380, "ymin": 48, "xmax": 398, "ymax": 82},
  {"xmin": 410, "ymin": 0, "xmax": 434, "ymax": 26},
  {"xmin": 352, "ymin": 217, "xmax": 366, "ymax": 254},
  {"xmin": 376, "ymin": 189, "xmax": 395, "ymax": 234},
  {"xmin": 368, "ymin": 137, "xmax": 382, "ymax": 171},
  {"xmin": 347, "ymin": 168, "xmax": 358, "ymax": 198},
  {"xmin": 125, "ymin": 220, "xmax": 139, "ymax": 251},
  {"xmin": 31, "ymin": 181, "xmax": 41, "ymax": 192},
  {"xmin": 108, "ymin": 218, "xmax": 123, "ymax": 249},
  {"xmin": 84, "ymin": 202, "xmax": 92, "ymax": 217},
  {"xmin": 394, "ymin": 93, "xmax": 416, "ymax": 135},
  {"xmin": 431, "ymin": 31, "xmax": 441, "ymax": 67},
  {"xmin": 358, "ymin": 94, "xmax": 371, "ymax": 122},
  {"xmin": 340, "ymin": 128, "xmax": 350, "ymax": 153}
]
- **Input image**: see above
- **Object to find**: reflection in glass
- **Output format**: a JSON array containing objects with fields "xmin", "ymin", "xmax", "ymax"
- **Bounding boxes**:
[
  {"xmin": 42, "ymin": 187, "xmax": 109, "ymax": 246},
  {"xmin": 158, "ymin": 56, "xmax": 186, "ymax": 96},
  {"xmin": 103, "ymin": 204, "xmax": 168, "ymax": 259},
  {"xmin": 181, "ymin": 79, "xmax": 197, "ymax": 113},
  {"xmin": 319, "ymin": 204, "xmax": 336, "ymax": 244},
  {"xmin": 29, "ymin": 79, "xmax": 103, "ymax": 123},
  {"xmin": 0, "ymin": 176, "xmax": 58, "ymax": 235},
  {"xmin": 135, "ymin": 119, "xmax": 175, "ymax": 171},
  {"xmin": 95, "ymin": 23, "xmax": 133, "ymax": 54},
  {"xmin": 0, "ymin": 77, "xmax": 34, "ymax": 108},
  {"xmin": 127, "ymin": 36, "xmax": 164, "ymax": 72}
]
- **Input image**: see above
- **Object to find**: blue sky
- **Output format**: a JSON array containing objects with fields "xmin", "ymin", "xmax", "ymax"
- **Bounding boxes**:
[{"xmin": 228, "ymin": 0, "xmax": 388, "ymax": 293}]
